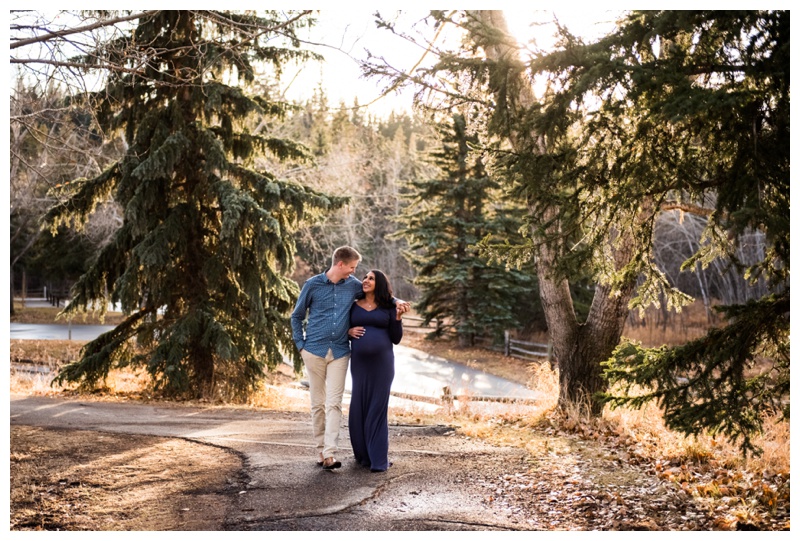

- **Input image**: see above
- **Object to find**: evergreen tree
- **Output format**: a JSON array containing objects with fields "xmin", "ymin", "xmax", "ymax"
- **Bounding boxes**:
[
  {"xmin": 27, "ymin": 227, "xmax": 96, "ymax": 292},
  {"xmin": 442, "ymin": 10, "xmax": 788, "ymax": 451},
  {"xmin": 368, "ymin": 10, "xmax": 788, "ymax": 450},
  {"xmin": 399, "ymin": 113, "xmax": 536, "ymax": 346},
  {"xmin": 44, "ymin": 10, "xmax": 342, "ymax": 398},
  {"xmin": 588, "ymin": 11, "xmax": 790, "ymax": 454},
  {"xmin": 10, "ymin": 78, "xmax": 121, "ymax": 313}
]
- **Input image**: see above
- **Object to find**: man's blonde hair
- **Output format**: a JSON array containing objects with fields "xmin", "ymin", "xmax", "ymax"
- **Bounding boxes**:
[{"xmin": 332, "ymin": 246, "xmax": 362, "ymax": 266}]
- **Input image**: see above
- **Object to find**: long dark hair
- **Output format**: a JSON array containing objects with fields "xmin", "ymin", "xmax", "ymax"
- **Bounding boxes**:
[{"xmin": 357, "ymin": 269, "xmax": 395, "ymax": 308}]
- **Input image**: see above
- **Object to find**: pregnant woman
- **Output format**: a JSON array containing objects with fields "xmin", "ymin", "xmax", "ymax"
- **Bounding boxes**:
[{"xmin": 347, "ymin": 270, "xmax": 403, "ymax": 472}]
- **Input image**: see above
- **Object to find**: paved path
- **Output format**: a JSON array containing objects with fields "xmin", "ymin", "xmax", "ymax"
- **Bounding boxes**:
[
  {"xmin": 10, "ymin": 322, "xmax": 116, "ymax": 341},
  {"xmin": 10, "ymin": 394, "xmax": 533, "ymax": 531}
]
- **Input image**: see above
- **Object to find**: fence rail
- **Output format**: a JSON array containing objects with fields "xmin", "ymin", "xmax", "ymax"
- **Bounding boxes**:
[
  {"xmin": 14, "ymin": 287, "xmax": 68, "ymax": 307},
  {"xmin": 404, "ymin": 316, "xmax": 551, "ymax": 364},
  {"xmin": 504, "ymin": 331, "xmax": 551, "ymax": 362},
  {"xmin": 402, "ymin": 315, "xmax": 437, "ymax": 331}
]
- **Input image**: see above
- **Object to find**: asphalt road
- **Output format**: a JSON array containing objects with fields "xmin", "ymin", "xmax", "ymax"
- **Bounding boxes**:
[{"xmin": 10, "ymin": 394, "xmax": 533, "ymax": 531}]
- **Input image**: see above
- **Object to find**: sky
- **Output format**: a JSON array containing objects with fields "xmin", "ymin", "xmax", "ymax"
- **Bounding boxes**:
[
  {"xmin": 7, "ymin": 7, "xmax": 621, "ymax": 116},
  {"xmin": 284, "ymin": 8, "xmax": 622, "ymax": 118}
]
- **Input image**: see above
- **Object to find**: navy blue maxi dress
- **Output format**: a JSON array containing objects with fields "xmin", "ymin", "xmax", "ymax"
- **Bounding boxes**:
[{"xmin": 348, "ymin": 303, "xmax": 403, "ymax": 471}]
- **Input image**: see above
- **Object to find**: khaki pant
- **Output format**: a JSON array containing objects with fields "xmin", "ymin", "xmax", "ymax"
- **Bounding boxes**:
[{"xmin": 300, "ymin": 348, "xmax": 350, "ymax": 459}]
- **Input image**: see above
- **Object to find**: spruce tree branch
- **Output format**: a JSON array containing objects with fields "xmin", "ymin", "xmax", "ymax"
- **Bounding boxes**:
[{"xmin": 686, "ymin": 63, "xmax": 748, "ymax": 76}]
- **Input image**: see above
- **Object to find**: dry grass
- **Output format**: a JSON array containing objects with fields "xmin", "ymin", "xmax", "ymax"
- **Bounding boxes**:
[
  {"xmin": 384, "ymin": 349, "xmax": 789, "ymax": 530},
  {"xmin": 11, "ymin": 426, "xmax": 238, "ymax": 530},
  {"xmin": 11, "ymin": 339, "xmax": 84, "ymax": 366},
  {"xmin": 622, "ymin": 300, "xmax": 719, "ymax": 347},
  {"xmin": 11, "ymin": 343, "xmax": 311, "ymax": 423},
  {"xmin": 600, "ymin": 399, "xmax": 789, "ymax": 473},
  {"xmin": 245, "ymin": 364, "xmax": 309, "ymax": 412}
]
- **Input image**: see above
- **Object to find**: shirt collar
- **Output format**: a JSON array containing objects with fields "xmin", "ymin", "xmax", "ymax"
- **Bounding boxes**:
[{"xmin": 323, "ymin": 270, "xmax": 348, "ymax": 285}]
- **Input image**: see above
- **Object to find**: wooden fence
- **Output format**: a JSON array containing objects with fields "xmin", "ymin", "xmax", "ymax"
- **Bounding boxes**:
[
  {"xmin": 501, "ymin": 331, "xmax": 550, "ymax": 362},
  {"xmin": 402, "ymin": 315, "xmax": 434, "ymax": 330},
  {"xmin": 404, "ymin": 316, "xmax": 551, "ymax": 364},
  {"xmin": 14, "ymin": 286, "xmax": 69, "ymax": 307}
]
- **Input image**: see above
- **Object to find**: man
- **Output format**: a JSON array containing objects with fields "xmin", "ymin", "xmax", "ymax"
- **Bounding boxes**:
[{"xmin": 291, "ymin": 246, "xmax": 408, "ymax": 470}]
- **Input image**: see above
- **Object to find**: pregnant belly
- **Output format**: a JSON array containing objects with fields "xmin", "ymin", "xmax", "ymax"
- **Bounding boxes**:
[{"xmin": 351, "ymin": 328, "xmax": 392, "ymax": 357}]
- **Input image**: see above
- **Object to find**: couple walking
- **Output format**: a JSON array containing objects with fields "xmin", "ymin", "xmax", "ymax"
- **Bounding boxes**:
[{"xmin": 291, "ymin": 246, "xmax": 408, "ymax": 472}]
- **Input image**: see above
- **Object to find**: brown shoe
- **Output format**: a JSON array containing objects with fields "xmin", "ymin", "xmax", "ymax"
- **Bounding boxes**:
[{"xmin": 322, "ymin": 457, "xmax": 342, "ymax": 470}]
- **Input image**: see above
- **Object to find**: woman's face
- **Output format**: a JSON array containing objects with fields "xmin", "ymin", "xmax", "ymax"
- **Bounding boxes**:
[{"xmin": 362, "ymin": 272, "xmax": 376, "ymax": 293}]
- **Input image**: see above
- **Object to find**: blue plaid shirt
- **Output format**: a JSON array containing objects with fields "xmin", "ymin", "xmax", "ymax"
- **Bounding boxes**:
[{"xmin": 291, "ymin": 272, "xmax": 363, "ymax": 358}]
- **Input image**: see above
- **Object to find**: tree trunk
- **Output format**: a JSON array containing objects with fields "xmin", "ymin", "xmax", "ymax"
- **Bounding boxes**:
[
  {"xmin": 470, "ymin": 10, "xmax": 641, "ymax": 414},
  {"xmin": 193, "ymin": 344, "xmax": 216, "ymax": 398},
  {"xmin": 534, "ymin": 212, "xmax": 638, "ymax": 414},
  {"xmin": 10, "ymin": 266, "xmax": 16, "ymax": 317},
  {"xmin": 569, "ymin": 284, "xmax": 637, "ymax": 414}
]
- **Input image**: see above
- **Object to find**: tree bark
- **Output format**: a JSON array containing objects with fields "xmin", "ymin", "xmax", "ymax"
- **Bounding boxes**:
[
  {"xmin": 10, "ymin": 266, "xmax": 16, "ymax": 317},
  {"xmin": 193, "ymin": 342, "xmax": 216, "ymax": 399}
]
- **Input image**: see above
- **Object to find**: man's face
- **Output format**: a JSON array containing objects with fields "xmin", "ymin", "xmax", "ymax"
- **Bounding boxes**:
[{"xmin": 333, "ymin": 259, "xmax": 358, "ymax": 281}]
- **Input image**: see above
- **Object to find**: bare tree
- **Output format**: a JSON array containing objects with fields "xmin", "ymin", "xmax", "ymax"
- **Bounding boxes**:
[
  {"xmin": 10, "ymin": 10, "xmax": 313, "ymax": 90},
  {"xmin": 654, "ymin": 208, "xmax": 771, "ymax": 312},
  {"xmin": 10, "ymin": 75, "xmax": 124, "ymax": 313}
]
